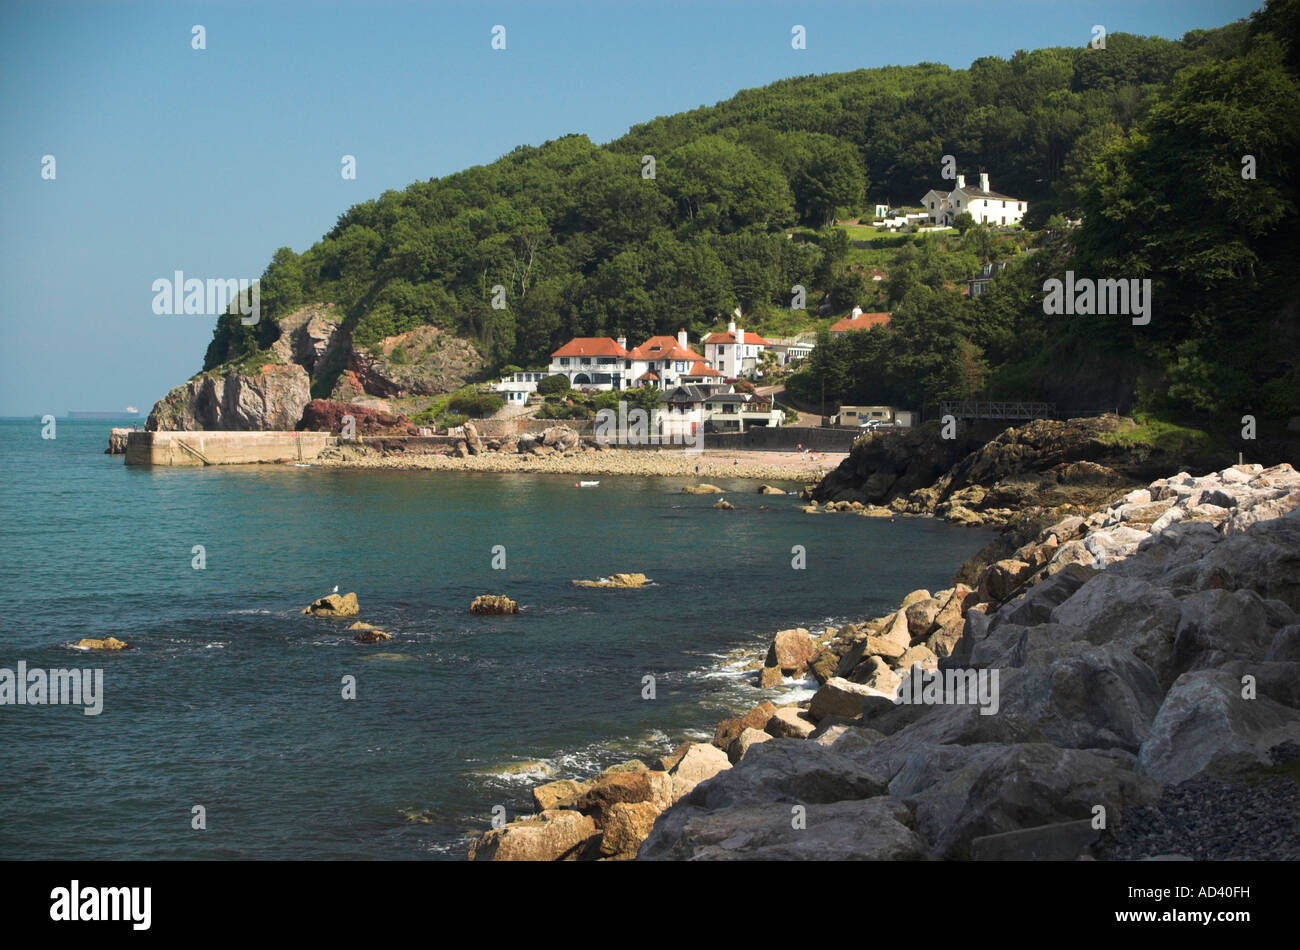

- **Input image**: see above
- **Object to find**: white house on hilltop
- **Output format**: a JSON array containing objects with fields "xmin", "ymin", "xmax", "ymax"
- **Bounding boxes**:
[{"xmin": 922, "ymin": 173, "xmax": 1026, "ymax": 227}]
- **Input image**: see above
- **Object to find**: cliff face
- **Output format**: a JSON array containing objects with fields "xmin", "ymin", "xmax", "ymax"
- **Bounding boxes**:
[
  {"xmin": 145, "ymin": 363, "xmax": 311, "ymax": 431},
  {"xmin": 147, "ymin": 305, "xmax": 489, "ymax": 431}
]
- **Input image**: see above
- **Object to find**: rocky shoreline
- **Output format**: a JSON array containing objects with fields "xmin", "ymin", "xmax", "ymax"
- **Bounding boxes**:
[{"xmin": 467, "ymin": 460, "xmax": 1300, "ymax": 860}]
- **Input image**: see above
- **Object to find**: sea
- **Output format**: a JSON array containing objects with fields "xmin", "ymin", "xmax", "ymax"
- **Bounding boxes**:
[{"xmin": 0, "ymin": 418, "xmax": 993, "ymax": 859}]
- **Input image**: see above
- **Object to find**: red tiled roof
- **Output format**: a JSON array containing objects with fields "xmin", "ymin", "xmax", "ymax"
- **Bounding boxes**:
[
  {"xmin": 552, "ymin": 337, "xmax": 628, "ymax": 358},
  {"xmin": 685, "ymin": 361, "xmax": 724, "ymax": 377},
  {"xmin": 628, "ymin": 336, "xmax": 703, "ymax": 361},
  {"xmin": 703, "ymin": 330, "xmax": 771, "ymax": 347},
  {"xmin": 830, "ymin": 312, "xmax": 891, "ymax": 333},
  {"xmin": 638, "ymin": 371, "xmax": 659, "ymax": 381}
]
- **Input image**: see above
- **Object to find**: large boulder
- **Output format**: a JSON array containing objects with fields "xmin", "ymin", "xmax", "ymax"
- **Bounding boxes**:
[
  {"xmin": 809, "ymin": 677, "xmax": 892, "ymax": 722},
  {"xmin": 1137, "ymin": 669, "xmax": 1300, "ymax": 785},
  {"xmin": 726, "ymin": 727, "xmax": 773, "ymax": 764},
  {"xmin": 301, "ymin": 592, "xmax": 360, "ymax": 617},
  {"xmin": 668, "ymin": 742, "xmax": 731, "ymax": 802},
  {"xmin": 599, "ymin": 802, "xmax": 662, "ymax": 859},
  {"xmin": 765, "ymin": 706, "xmax": 817, "ymax": 739},
  {"xmin": 863, "ymin": 610, "xmax": 912, "ymax": 661},
  {"xmin": 577, "ymin": 769, "xmax": 673, "ymax": 825},
  {"xmin": 638, "ymin": 796, "xmax": 927, "ymax": 861},
  {"xmin": 766, "ymin": 628, "xmax": 816, "ymax": 673},
  {"xmin": 467, "ymin": 809, "xmax": 599, "ymax": 861},
  {"xmin": 885, "ymin": 742, "xmax": 1160, "ymax": 859},
  {"xmin": 680, "ymin": 739, "xmax": 888, "ymax": 811},
  {"xmin": 714, "ymin": 701, "xmax": 778, "ymax": 750},
  {"xmin": 977, "ymin": 558, "xmax": 1033, "ymax": 604},
  {"xmin": 470, "ymin": 594, "xmax": 519, "ymax": 615},
  {"xmin": 532, "ymin": 778, "xmax": 592, "ymax": 813},
  {"xmin": 904, "ymin": 597, "xmax": 943, "ymax": 639}
]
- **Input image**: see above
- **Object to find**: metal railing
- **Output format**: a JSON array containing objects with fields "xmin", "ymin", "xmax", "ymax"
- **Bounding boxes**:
[{"xmin": 940, "ymin": 401, "xmax": 1055, "ymax": 421}]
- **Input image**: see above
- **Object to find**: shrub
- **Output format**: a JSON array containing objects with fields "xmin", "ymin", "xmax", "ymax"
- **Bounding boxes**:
[
  {"xmin": 447, "ymin": 391, "xmax": 504, "ymax": 418},
  {"xmin": 537, "ymin": 374, "xmax": 571, "ymax": 395}
]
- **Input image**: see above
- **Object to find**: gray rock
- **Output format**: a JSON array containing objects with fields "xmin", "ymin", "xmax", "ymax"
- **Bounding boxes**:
[
  {"xmin": 970, "ymin": 819, "xmax": 1100, "ymax": 861},
  {"xmin": 680, "ymin": 738, "xmax": 888, "ymax": 811},
  {"xmin": 638, "ymin": 796, "xmax": 928, "ymax": 861},
  {"xmin": 892, "ymin": 742, "xmax": 1160, "ymax": 859},
  {"xmin": 1138, "ymin": 669, "xmax": 1300, "ymax": 785}
]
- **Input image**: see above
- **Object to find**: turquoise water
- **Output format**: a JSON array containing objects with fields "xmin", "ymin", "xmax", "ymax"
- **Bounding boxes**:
[{"xmin": 0, "ymin": 419, "xmax": 992, "ymax": 859}]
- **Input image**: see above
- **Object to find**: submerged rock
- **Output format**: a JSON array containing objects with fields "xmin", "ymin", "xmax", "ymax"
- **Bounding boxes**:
[
  {"xmin": 75, "ymin": 637, "xmax": 129, "ymax": 651},
  {"xmin": 572, "ymin": 573, "xmax": 647, "ymax": 589},
  {"xmin": 349, "ymin": 621, "xmax": 392, "ymax": 643}
]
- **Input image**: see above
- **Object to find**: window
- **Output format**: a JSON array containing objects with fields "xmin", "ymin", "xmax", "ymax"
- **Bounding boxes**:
[
  {"xmin": 559, "ymin": 357, "xmax": 569, "ymax": 366},
  {"xmin": 1002, "ymin": 201, "xmax": 1006, "ymax": 208}
]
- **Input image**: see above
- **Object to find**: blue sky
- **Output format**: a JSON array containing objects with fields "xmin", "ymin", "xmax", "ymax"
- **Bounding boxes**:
[{"xmin": 0, "ymin": 0, "xmax": 1262, "ymax": 416}]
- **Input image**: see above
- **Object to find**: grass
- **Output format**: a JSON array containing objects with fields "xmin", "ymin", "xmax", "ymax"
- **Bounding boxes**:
[
  {"xmin": 1095, "ymin": 413, "xmax": 1215, "ymax": 456},
  {"xmin": 206, "ymin": 348, "xmax": 279, "ymax": 379}
]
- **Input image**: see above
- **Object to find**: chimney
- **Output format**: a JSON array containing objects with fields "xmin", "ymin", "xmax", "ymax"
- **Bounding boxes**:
[
  {"xmin": 727, "ymin": 319, "xmax": 736, "ymax": 335},
  {"xmin": 956, "ymin": 174, "xmax": 965, "ymax": 189},
  {"xmin": 677, "ymin": 328, "xmax": 687, "ymax": 349},
  {"xmin": 851, "ymin": 305, "xmax": 863, "ymax": 318},
  {"xmin": 979, "ymin": 172, "xmax": 989, "ymax": 192},
  {"xmin": 616, "ymin": 335, "xmax": 627, "ymax": 351}
]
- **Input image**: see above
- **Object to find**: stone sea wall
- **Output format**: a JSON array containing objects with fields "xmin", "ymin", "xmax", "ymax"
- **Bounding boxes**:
[{"xmin": 124, "ymin": 430, "xmax": 337, "ymax": 466}]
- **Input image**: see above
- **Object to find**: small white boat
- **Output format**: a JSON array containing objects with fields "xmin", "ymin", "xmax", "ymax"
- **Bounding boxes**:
[{"xmin": 576, "ymin": 480, "xmax": 600, "ymax": 487}]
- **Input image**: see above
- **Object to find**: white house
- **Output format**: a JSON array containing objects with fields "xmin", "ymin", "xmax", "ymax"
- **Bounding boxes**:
[
  {"xmin": 490, "ymin": 370, "xmax": 550, "ymax": 404},
  {"xmin": 701, "ymin": 320, "xmax": 771, "ymax": 378},
  {"xmin": 702, "ymin": 391, "xmax": 784, "ymax": 433},
  {"xmin": 548, "ymin": 337, "xmax": 631, "ymax": 390},
  {"xmin": 627, "ymin": 331, "xmax": 717, "ymax": 390},
  {"xmin": 767, "ymin": 337, "xmax": 816, "ymax": 367},
  {"xmin": 922, "ymin": 173, "xmax": 1026, "ymax": 227}
]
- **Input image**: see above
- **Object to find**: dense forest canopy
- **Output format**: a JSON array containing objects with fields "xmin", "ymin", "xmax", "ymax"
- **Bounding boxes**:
[{"xmin": 204, "ymin": 0, "xmax": 1298, "ymax": 435}]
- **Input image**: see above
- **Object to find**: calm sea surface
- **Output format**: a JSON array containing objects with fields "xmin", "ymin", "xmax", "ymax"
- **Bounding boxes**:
[{"xmin": 0, "ymin": 419, "xmax": 991, "ymax": 859}]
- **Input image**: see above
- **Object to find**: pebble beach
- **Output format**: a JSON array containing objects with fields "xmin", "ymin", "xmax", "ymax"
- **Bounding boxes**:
[{"xmin": 316, "ymin": 447, "xmax": 846, "ymax": 482}]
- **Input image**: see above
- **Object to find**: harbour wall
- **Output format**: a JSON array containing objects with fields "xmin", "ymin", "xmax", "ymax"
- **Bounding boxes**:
[{"xmin": 124, "ymin": 430, "xmax": 338, "ymax": 466}]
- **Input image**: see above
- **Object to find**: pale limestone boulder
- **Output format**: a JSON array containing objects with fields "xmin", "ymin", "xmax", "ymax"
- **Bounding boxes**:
[
  {"xmin": 668, "ymin": 742, "xmax": 731, "ymax": 802},
  {"xmin": 467, "ymin": 809, "xmax": 599, "ymax": 861},
  {"xmin": 765, "ymin": 706, "xmax": 817, "ymax": 739},
  {"xmin": 726, "ymin": 727, "xmax": 773, "ymax": 764}
]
